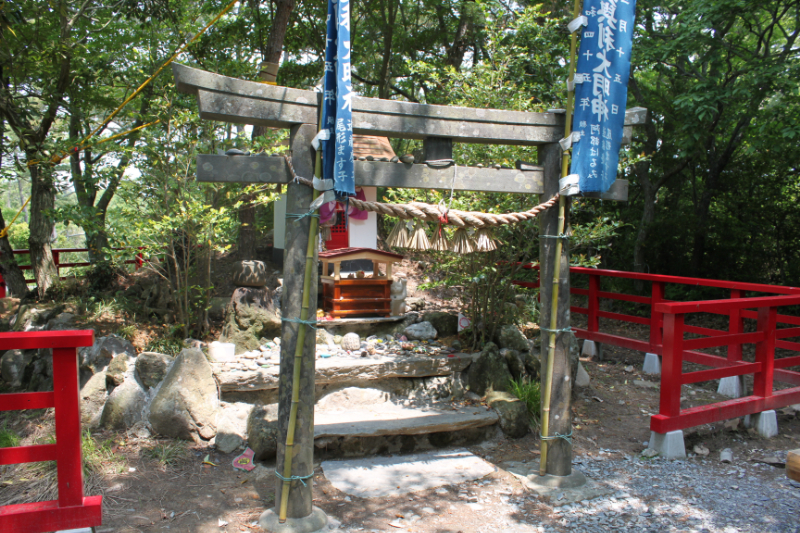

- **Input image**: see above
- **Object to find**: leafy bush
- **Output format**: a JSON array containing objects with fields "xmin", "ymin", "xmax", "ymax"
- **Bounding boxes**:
[{"xmin": 510, "ymin": 378, "xmax": 541, "ymax": 429}]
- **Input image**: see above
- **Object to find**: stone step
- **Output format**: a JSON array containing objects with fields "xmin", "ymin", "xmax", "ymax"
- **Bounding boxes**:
[
  {"xmin": 213, "ymin": 353, "xmax": 476, "ymax": 393},
  {"xmin": 314, "ymin": 403, "xmax": 499, "ymax": 439}
]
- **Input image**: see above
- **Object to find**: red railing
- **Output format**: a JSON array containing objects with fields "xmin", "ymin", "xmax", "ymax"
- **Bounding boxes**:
[
  {"xmin": 513, "ymin": 266, "xmax": 800, "ymax": 432},
  {"xmin": 0, "ymin": 330, "xmax": 102, "ymax": 533},
  {"xmin": 0, "ymin": 247, "xmax": 144, "ymax": 297},
  {"xmin": 652, "ymin": 295, "xmax": 800, "ymax": 433}
]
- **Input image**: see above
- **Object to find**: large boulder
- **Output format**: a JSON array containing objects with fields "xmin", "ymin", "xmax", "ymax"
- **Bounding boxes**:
[
  {"xmin": 486, "ymin": 390, "xmax": 530, "ymax": 438},
  {"xmin": 80, "ymin": 372, "xmax": 109, "ymax": 428},
  {"xmin": 220, "ymin": 287, "xmax": 281, "ymax": 354},
  {"xmin": 497, "ymin": 325, "xmax": 530, "ymax": 353},
  {"xmin": 404, "ymin": 321, "xmax": 437, "ymax": 340},
  {"xmin": 523, "ymin": 350, "xmax": 541, "ymax": 381},
  {"xmin": 247, "ymin": 403, "xmax": 280, "ymax": 460},
  {"xmin": 467, "ymin": 342, "xmax": 513, "ymax": 396},
  {"xmin": 46, "ymin": 312, "xmax": 76, "ymax": 331},
  {"xmin": 106, "ymin": 354, "xmax": 131, "ymax": 388},
  {"xmin": 0, "ymin": 349, "xmax": 34, "ymax": 388},
  {"xmin": 10, "ymin": 305, "xmax": 62, "ymax": 332},
  {"xmin": 421, "ymin": 312, "xmax": 458, "ymax": 337},
  {"xmin": 232, "ymin": 260, "xmax": 268, "ymax": 288},
  {"xmin": 79, "ymin": 335, "xmax": 136, "ymax": 383},
  {"xmin": 100, "ymin": 376, "xmax": 147, "ymax": 429},
  {"xmin": 501, "ymin": 348, "xmax": 525, "ymax": 381},
  {"xmin": 215, "ymin": 402, "xmax": 253, "ymax": 454},
  {"xmin": 148, "ymin": 348, "xmax": 220, "ymax": 442},
  {"xmin": 135, "ymin": 352, "xmax": 174, "ymax": 390}
]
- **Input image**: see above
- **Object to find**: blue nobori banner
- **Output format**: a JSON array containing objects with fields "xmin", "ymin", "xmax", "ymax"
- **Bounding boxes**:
[
  {"xmin": 320, "ymin": 0, "xmax": 355, "ymax": 198},
  {"xmin": 570, "ymin": 0, "xmax": 637, "ymax": 194}
]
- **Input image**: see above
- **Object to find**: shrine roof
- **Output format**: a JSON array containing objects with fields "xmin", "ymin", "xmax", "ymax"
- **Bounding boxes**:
[
  {"xmin": 354, "ymin": 135, "xmax": 396, "ymax": 159},
  {"xmin": 319, "ymin": 247, "xmax": 404, "ymax": 262}
]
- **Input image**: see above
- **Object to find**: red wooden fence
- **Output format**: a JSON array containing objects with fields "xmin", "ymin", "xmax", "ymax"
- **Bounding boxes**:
[
  {"xmin": 0, "ymin": 330, "xmax": 102, "ymax": 532},
  {"xmin": 513, "ymin": 266, "xmax": 800, "ymax": 433},
  {"xmin": 652, "ymin": 295, "xmax": 800, "ymax": 433},
  {"xmin": 0, "ymin": 248, "xmax": 144, "ymax": 297}
]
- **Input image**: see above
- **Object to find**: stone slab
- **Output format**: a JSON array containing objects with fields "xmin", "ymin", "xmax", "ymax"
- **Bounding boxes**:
[
  {"xmin": 321, "ymin": 448, "xmax": 496, "ymax": 498},
  {"xmin": 314, "ymin": 403, "xmax": 498, "ymax": 439},
  {"xmin": 215, "ymin": 353, "xmax": 477, "ymax": 392},
  {"xmin": 504, "ymin": 461, "xmax": 615, "ymax": 506}
]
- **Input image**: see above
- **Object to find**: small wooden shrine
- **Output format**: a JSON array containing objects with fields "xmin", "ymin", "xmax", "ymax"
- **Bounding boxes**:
[{"xmin": 319, "ymin": 247, "xmax": 404, "ymax": 318}]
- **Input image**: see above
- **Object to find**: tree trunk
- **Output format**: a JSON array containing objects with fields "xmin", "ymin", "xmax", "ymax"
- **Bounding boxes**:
[
  {"xmin": 0, "ymin": 203, "xmax": 29, "ymax": 298},
  {"xmin": 240, "ymin": 0, "xmax": 296, "ymax": 259},
  {"xmin": 27, "ymin": 161, "xmax": 58, "ymax": 298},
  {"xmin": 377, "ymin": 0, "xmax": 398, "ymax": 99},
  {"xmin": 446, "ymin": 0, "xmax": 476, "ymax": 71}
]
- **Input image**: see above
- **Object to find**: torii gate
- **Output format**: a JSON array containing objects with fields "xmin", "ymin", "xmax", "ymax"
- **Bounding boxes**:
[{"xmin": 173, "ymin": 63, "xmax": 645, "ymax": 531}]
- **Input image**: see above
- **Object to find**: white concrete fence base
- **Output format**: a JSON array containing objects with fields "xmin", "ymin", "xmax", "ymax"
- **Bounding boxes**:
[
  {"xmin": 642, "ymin": 352, "xmax": 661, "ymax": 375},
  {"xmin": 743, "ymin": 410, "xmax": 779, "ymax": 438},
  {"xmin": 717, "ymin": 375, "xmax": 744, "ymax": 398},
  {"xmin": 647, "ymin": 430, "xmax": 686, "ymax": 460}
]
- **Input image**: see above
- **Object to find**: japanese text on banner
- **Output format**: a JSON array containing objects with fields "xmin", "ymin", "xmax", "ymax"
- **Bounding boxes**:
[
  {"xmin": 320, "ymin": 0, "xmax": 355, "ymax": 197},
  {"xmin": 570, "ymin": 0, "xmax": 637, "ymax": 193}
]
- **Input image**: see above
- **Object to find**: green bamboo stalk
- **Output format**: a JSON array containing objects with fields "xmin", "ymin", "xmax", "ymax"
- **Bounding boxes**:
[
  {"xmin": 539, "ymin": 0, "xmax": 581, "ymax": 476},
  {"xmin": 278, "ymin": 104, "xmax": 324, "ymax": 523}
]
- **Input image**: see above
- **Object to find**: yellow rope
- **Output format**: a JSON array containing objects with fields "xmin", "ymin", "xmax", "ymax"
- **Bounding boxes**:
[
  {"xmin": 28, "ymin": 0, "xmax": 240, "ymax": 168},
  {"xmin": 0, "ymin": 195, "xmax": 31, "ymax": 239}
]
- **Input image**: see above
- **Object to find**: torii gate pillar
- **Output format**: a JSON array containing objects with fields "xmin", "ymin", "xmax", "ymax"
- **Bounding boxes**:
[
  {"xmin": 537, "ymin": 143, "xmax": 574, "ymax": 477},
  {"xmin": 259, "ymin": 123, "xmax": 329, "ymax": 532}
]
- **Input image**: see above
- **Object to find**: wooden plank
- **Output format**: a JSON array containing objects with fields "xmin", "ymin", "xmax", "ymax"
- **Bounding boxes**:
[
  {"xmin": 197, "ymin": 88, "xmax": 563, "ymax": 144},
  {"xmin": 196, "ymin": 154, "xmax": 627, "ymax": 200},
  {"xmin": 196, "ymin": 154, "xmax": 546, "ymax": 193},
  {"xmin": 0, "ymin": 496, "xmax": 103, "ymax": 533},
  {"xmin": 0, "ymin": 331, "xmax": 94, "ymax": 351}
]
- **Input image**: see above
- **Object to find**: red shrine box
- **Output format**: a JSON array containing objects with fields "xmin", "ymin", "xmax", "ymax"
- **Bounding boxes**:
[{"xmin": 319, "ymin": 247, "xmax": 404, "ymax": 318}]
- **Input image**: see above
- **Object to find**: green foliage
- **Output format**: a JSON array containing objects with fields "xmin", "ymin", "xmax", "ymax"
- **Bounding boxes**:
[
  {"xmin": 0, "ymin": 423, "xmax": 21, "ymax": 448},
  {"xmin": 118, "ymin": 324, "xmax": 137, "ymax": 341},
  {"xmin": 144, "ymin": 441, "xmax": 186, "ymax": 467},
  {"xmin": 509, "ymin": 378, "xmax": 542, "ymax": 428},
  {"xmin": 145, "ymin": 331, "xmax": 184, "ymax": 357}
]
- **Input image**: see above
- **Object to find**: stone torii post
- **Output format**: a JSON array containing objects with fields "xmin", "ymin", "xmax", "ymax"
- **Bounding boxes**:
[{"xmin": 172, "ymin": 63, "xmax": 644, "ymax": 531}]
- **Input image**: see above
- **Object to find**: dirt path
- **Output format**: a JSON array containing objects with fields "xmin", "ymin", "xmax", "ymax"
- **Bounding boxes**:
[{"xmin": 90, "ymin": 341, "xmax": 799, "ymax": 533}]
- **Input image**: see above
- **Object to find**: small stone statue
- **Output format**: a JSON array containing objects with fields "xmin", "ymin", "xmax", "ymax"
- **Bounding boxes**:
[{"xmin": 390, "ymin": 277, "xmax": 407, "ymax": 316}]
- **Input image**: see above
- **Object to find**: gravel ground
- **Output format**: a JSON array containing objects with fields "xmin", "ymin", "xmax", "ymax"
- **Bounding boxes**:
[{"xmin": 319, "ymin": 445, "xmax": 800, "ymax": 533}]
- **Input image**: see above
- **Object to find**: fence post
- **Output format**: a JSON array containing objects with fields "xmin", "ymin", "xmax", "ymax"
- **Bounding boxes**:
[
  {"xmin": 650, "ymin": 281, "xmax": 665, "ymax": 352},
  {"xmin": 53, "ymin": 250, "xmax": 60, "ymax": 281},
  {"xmin": 52, "ymin": 346, "xmax": 84, "ymax": 508},
  {"xmin": 588, "ymin": 273, "xmax": 599, "ymax": 335},
  {"xmin": 659, "ymin": 311, "xmax": 684, "ymax": 419},
  {"xmin": 753, "ymin": 306, "xmax": 777, "ymax": 399},
  {"xmin": 728, "ymin": 289, "xmax": 744, "ymax": 362}
]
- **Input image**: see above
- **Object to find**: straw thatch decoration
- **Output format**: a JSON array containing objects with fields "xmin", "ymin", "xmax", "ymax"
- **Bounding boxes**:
[
  {"xmin": 386, "ymin": 220, "xmax": 410, "ymax": 248},
  {"xmin": 431, "ymin": 225, "xmax": 450, "ymax": 251},
  {"xmin": 450, "ymin": 227, "xmax": 476, "ymax": 254},
  {"xmin": 475, "ymin": 227, "xmax": 499, "ymax": 252},
  {"xmin": 407, "ymin": 221, "xmax": 431, "ymax": 250}
]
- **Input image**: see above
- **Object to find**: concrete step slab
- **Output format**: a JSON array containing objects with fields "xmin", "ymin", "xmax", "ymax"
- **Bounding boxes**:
[
  {"xmin": 314, "ymin": 403, "xmax": 498, "ymax": 439},
  {"xmin": 321, "ymin": 448, "xmax": 496, "ymax": 498},
  {"xmin": 215, "ymin": 353, "xmax": 476, "ymax": 392}
]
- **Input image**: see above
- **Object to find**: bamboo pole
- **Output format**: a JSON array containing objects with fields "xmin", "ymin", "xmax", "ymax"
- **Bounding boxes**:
[
  {"xmin": 277, "ymin": 101, "xmax": 325, "ymax": 524},
  {"xmin": 539, "ymin": 0, "xmax": 581, "ymax": 476}
]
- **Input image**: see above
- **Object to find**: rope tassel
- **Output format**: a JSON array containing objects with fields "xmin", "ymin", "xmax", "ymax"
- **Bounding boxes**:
[
  {"xmin": 407, "ymin": 221, "xmax": 431, "ymax": 251},
  {"xmin": 450, "ymin": 227, "xmax": 476, "ymax": 254},
  {"xmin": 474, "ymin": 227, "xmax": 499, "ymax": 252},
  {"xmin": 431, "ymin": 224, "xmax": 450, "ymax": 251},
  {"xmin": 386, "ymin": 220, "xmax": 410, "ymax": 248}
]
